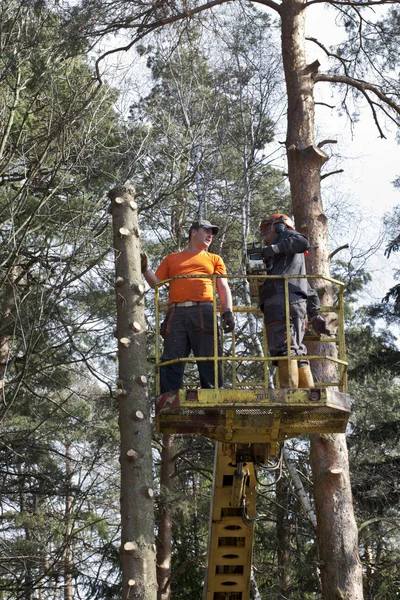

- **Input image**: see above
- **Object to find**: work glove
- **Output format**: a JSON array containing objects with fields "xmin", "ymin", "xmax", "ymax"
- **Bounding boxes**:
[
  {"xmin": 140, "ymin": 252, "xmax": 149, "ymax": 273},
  {"xmin": 310, "ymin": 315, "xmax": 331, "ymax": 336},
  {"xmin": 222, "ymin": 311, "xmax": 235, "ymax": 333},
  {"xmin": 262, "ymin": 245, "xmax": 276, "ymax": 259}
]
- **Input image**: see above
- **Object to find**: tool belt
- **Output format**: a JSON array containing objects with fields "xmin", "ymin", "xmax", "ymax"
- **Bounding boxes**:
[{"xmin": 171, "ymin": 301, "xmax": 213, "ymax": 307}]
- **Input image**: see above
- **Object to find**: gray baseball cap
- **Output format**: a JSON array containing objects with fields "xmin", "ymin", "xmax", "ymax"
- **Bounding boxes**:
[{"xmin": 189, "ymin": 220, "xmax": 219, "ymax": 235}]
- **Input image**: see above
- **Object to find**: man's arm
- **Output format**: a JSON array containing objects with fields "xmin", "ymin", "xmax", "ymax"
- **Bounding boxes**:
[
  {"xmin": 143, "ymin": 268, "xmax": 161, "ymax": 289},
  {"xmin": 216, "ymin": 277, "xmax": 233, "ymax": 312},
  {"xmin": 306, "ymin": 285, "xmax": 320, "ymax": 318},
  {"xmin": 141, "ymin": 252, "xmax": 161, "ymax": 288},
  {"xmin": 216, "ymin": 277, "xmax": 235, "ymax": 333},
  {"xmin": 263, "ymin": 230, "xmax": 309, "ymax": 257},
  {"xmin": 307, "ymin": 285, "xmax": 332, "ymax": 336}
]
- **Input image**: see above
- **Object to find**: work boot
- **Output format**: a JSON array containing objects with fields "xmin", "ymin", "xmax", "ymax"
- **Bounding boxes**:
[
  {"xmin": 298, "ymin": 364, "xmax": 315, "ymax": 388},
  {"xmin": 278, "ymin": 360, "xmax": 299, "ymax": 388}
]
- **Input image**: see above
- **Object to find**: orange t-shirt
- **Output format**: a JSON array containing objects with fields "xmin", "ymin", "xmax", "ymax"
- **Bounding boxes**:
[{"xmin": 155, "ymin": 250, "xmax": 227, "ymax": 305}]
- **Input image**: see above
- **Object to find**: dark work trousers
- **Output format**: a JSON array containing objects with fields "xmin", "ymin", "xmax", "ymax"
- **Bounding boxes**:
[
  {"xmin": 262, "ymin": 294, "xmax": 309, "ymax": 368},
  {"xmin": 160, "ymin": 304, "xmax": 223, "ymax": 392}
]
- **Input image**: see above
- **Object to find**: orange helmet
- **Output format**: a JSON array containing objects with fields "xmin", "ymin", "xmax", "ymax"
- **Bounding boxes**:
[{"xmin": 260, "ymin": 213, "xmax": 295, "ymax": 233}]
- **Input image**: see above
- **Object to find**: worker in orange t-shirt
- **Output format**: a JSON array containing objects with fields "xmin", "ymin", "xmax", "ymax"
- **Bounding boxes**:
[{"xmin": 142, "ymin": 220, "xmax": 234, "ymax": 392}]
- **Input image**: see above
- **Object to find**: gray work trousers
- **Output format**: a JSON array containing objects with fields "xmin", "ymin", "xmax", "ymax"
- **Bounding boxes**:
[
  {"xmin": 262, "ymin": 294, "xmax": 309, "ymax": 368},
  {"xmin": 160, "ymin": 304, "xmax": 222, "ymax": 392}
]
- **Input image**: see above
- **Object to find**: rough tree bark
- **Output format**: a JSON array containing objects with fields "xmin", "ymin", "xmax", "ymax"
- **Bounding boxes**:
[
  {"xmin": 280, "ymin": 0, "xmax": 363, "ymax": 597},
  {"xmin": 156, "ymin": 434, "xmax": 176, "ymax": 600},
  {"xmin": 283, "ymin": 446, "xmax": 317, "ymax": 530},
  {"xmin": 64, "ymin": 441, "xmax": 73, "ymax": 600},
  {"xmin": 0, "ymin": 266, "xmax": 17, "ymax": 398},
  {"xmin": 276, "ymin": 473, "xmax": 293, "ymax": 596},
  {"xmin": 109, "ymin": 185, "xmax": 157, "ymax": 600}
]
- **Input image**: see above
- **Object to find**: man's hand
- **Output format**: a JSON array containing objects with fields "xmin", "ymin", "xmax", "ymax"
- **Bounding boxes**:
[
  {"xmin": 141, "ymin": 252, "xmax": 149, "ymax": 273},
  {"xmin": 262, "ymin": 245, "xmax": 275, "ymax": 258},
  {"xmin": 222, "ymin": 311, "xmax": 235, "ymax": 333},
  {"xmin": 310, "ymin": 315, "xmax": 331, "ymax": 336}
]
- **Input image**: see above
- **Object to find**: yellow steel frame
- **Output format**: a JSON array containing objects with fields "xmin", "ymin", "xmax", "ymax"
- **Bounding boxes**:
[
  {"xmin": 203, "ymin": 443, "xmax": 256, "ymax": 600},
  {"xmin": 156, "ymin": 386, "xmax": 350, "ymax": 443},
  {"xmin": 154, "ymin": 274, "xmax": 349, "ymax": 600},
  {"xmin": 154, "ymin": 273, "xmax": 347, "ymax": 394}
]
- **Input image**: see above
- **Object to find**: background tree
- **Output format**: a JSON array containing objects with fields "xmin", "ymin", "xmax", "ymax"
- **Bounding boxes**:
[
  {"xmin": 1, "ymin": 0, "xmax": 399, "ymax": 598},
  {"xmin": 0, "ymin": 3, "xmax": 127, "ymax": 598},
  {"xmin": 334, "ymin": 260, "xmax": 400, "ymax": 599},
  {"xmin": 124, "ymin": 16, "xmax": 291, "ymax": 598},
  {"xmin": 63, "ymin": 0, "xmax": 400, "ymax": 595},
  {"xmin": 109, "ymin": 185, "xmax": 157, "ymax": 600}
]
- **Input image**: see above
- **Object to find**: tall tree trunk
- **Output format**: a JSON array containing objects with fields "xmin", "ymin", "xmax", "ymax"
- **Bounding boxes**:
[
  {"xmin": 280, "ymin": 0, "xmax": 363, "ymax": 597},
  {"xmin": 0, "ymin": 266, "xmax": 17, "ymax": 397},
  {"xmin": 109, "ymin": 185, "xmax": 157, "ymax": 600},
  {"xmin": 283, "ymin": 446, "xmax": 317, "ymax": 530},
  {"xmin": 250, "ymin": 568, "xmax": 262, "ymax": 600},
  {"xmin": 156, "ymin": 434, "xmax": 176, "ymax": 600},
  {"xmin": 310, "ymin": 435, "xmax": 362, "ymax": 598},
  {"xmin": 64, "ymin": 441, "xmax": 73, "ymax": 600},
  {"xmin": 17, "ymin": 463, "xmax": 33, "ymax": 600},
  {"xmin": 276, "ymin": 474, "xmax": 293, "ymax": 596}
]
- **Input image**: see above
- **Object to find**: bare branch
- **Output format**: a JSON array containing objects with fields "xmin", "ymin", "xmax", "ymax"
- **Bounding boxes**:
[
  {"xmin": 95, "ymin": 0, "xmax": 238, "ymax": 81},
  {"xmin": 329, "ymin": 243, "xmax": 350, "ymax": 260},
  {"xmin": 314, "ymin": 72, "xmax": 400, "ymax": 123},
  {"xmin": 318, "ymin": 139, "xmax": 338, "ymax": 148},
  {"xmin": 306, "ymin": 0, "xmax": 399, "ymax": 7},
  {"xmin": 321, "ymin": 168, "xmax": 344, "ymax": 180}
]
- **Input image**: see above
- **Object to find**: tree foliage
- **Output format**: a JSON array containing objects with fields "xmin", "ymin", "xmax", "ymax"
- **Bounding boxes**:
[
  {"xmin": 0, "ymin": 2, "xmax": 124, "ymax": 597},
  {"xmin": 1, "ymin": 0, "xmax": 400, "ymax": 598}
]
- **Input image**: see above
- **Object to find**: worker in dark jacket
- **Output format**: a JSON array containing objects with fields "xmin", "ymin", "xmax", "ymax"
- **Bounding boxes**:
[{"xmin": 258, "ymin": 213, "xmax": 330, "ymax": 388}]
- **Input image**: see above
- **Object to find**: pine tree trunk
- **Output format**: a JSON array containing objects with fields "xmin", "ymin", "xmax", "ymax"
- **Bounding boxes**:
[
  {"xmin": 64, "ymin": 441, "xmax": 73, "ymax": 600},
  {"xmin": 156, "ymin": 434, "xmax": 176, "ymax": 600},
  {"xmin": 109, "ymin": 185, "xmax": 157, "ymax": 600},
  {"xmin": 0, "ymin": 266, "xmax": 17, "ymax": 396},
  {"xmin": 280, "ymin": 0, "xmax": 363, "ymax": 597},
  {"xmin": 310, "ymin": 434, "xmax": 362, "ymax": 598},
  {"xmin": 276, "ymin": 474, "xmax": 293, "ymax": 595}
]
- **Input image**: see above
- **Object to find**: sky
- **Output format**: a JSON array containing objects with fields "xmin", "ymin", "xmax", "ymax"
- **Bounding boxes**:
[
  {"xmin": 305, "ymin": 4, "xmax": 400, "ymax": 306},
  {"xmin": 102, "ymin": 3, "xmax": 400, "ymax": 309},
  {"xmin": 316, "ymin": 103, "xmax": 399, "ymax": 302}
]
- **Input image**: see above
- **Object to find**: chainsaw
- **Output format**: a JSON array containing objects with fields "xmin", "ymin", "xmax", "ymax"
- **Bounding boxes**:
[{"xmin": 245, "ymin": 242, "xmax": 269, "ymax": 297}]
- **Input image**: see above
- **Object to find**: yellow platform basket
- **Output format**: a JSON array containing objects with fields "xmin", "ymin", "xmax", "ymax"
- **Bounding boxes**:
[{"xmin": 156, "ymin": 387, "xmax": 351, "ymax": 443}]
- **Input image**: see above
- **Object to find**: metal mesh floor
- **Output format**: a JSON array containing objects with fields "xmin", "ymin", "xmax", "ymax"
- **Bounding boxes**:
[{"xmin": 156, "ymin": 393, "xmax": 350, "ymax": 442}]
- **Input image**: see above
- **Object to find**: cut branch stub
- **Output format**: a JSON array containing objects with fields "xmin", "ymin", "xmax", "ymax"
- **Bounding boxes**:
[
  {"xmin": 119, "ymin": 227, "xmax": 131, "ymax": 237},
  {"xmin": 299, "ymin": 144, "xmax": 329, "ymax": 164},
  {"xmin": 127, "ymin": 449, "xmax": 138, "ymax": 460},
  {"xmin": 132, "ymin": 282, "xmax": 145, "ymax": 294},
  {"xmin": 302, "ymin": 59, "xmax": 320, "ymax": 75},
  {"xmin": 124, "ymin": 541, "xmax": 138, "ymax": 552},
  {"xmin": 134, "ymin": 410, "xmax": 144, "ymax": 420},
  {"xmin": 119, "ymin": 337, "xmax": 131, "ymax": 347},
  {"xmin": 130, "ymin": 321, "xmax": 142, "ymax": 333},
  {"xmin": 330, "ymin": 468, "xmax": 343, "ymax": 475},
  {"xmin": 108, "ymin": 185, "xmax": 136, "ymax": 200}
]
